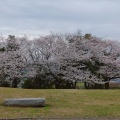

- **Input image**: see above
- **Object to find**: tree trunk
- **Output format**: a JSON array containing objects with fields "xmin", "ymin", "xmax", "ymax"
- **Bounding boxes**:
[
  {"xmin": 105, "ymin": 82, "xmax": 109, "ymax": 89},
  {"xmin": 12, "ymin": 78, "xmax": 18, "ymax": 88}
]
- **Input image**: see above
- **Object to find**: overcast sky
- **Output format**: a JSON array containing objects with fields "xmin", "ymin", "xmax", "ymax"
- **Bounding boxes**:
[{"xmin": 0, "ymin": 0, "xmax": 120, "ymax": 39}]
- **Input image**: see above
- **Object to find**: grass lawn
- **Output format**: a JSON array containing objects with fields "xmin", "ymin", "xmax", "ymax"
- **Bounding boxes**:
[{"xmin": 0, "ymin": 87, "xmax": 120, "ymax": 119}]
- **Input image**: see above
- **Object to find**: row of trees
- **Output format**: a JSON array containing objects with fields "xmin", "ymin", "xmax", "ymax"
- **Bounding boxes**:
[{"xmin": 0, "ymin": 32, "xmax": 120, "ymax": 88}]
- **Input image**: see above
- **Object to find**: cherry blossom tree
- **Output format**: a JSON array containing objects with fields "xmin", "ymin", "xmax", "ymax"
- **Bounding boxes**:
[
  {"xmin": 18, "ymin": 33, "xmax": 120, "ymax": 88},
  {"xmin": 0, "ymin": 35, "xmax": 36, "ymax": 87},
  {"xmin": 0, "ymin": 36, "xmax": 25, "ymax": 87},
  {"xmin": 52, "ymin": 33, "xmax": 120, "ymax": 85},
  {"xmin": 1, "ymin": 32, "xmax": 120, "ymax": 89}
]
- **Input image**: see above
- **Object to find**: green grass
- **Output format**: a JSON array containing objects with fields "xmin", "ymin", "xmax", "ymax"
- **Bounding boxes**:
[
  {"xmin": 0, "ymin": 87, "xmax": 120, "ymax": 119},
  {"xmin": 76, "ymin": 82, "xmax": 84, "ymax": 89}
]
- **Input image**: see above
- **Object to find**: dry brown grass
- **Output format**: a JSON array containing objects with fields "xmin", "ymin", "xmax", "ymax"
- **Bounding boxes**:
[{"xmin": 0, "ymin": 88, "xmax": 120, "ymax": 119}]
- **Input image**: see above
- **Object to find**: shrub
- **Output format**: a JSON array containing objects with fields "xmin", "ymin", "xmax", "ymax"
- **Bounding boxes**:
[
  {"xmin": 22, "ymin": 78, "xmax": 34, "ymax": 89},
  {"xmin": 0, "ymin": 81, "xmax": 10, "ymax": 87}
]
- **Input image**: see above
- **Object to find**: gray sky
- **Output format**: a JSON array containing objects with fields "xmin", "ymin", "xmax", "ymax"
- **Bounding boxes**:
[{"xmin": 0, "ymin": 0, "xmax": 120, "ymax": 39}]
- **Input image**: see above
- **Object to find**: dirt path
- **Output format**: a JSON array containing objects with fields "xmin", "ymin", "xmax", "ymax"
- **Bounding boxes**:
[{"xmin": 1, "ymin": 117, "xmax": 120, "ymax": 120}]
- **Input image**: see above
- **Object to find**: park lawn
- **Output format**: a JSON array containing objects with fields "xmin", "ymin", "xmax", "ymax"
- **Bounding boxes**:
[{"xmin": 0, "ymin": 87, "xmax": 120, "ymax": 119}]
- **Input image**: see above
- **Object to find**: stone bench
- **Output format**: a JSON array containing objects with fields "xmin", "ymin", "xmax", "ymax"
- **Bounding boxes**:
[{"xmin": 4, "ymin": 98, "xmax": 46, "ymax": 107}]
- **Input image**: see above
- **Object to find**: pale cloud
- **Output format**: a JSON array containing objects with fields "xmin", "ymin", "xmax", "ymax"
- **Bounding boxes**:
[{"xmin": 0, "ymin": 0, "xmax": 120, "ymax": 39}]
